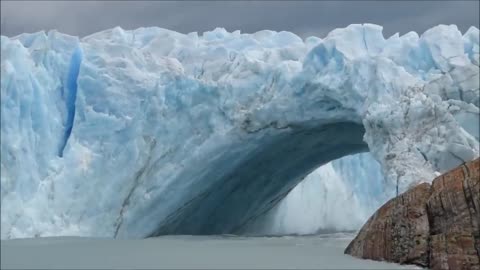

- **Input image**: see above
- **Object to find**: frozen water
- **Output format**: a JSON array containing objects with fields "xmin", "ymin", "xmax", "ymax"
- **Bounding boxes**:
[
  {"xmin": 1, "ymin": 24, "xmax": 478, "ymax": 239},
  {"xmin": 248, "ymin": 153, "xmax": 392, "ymax": 235}
]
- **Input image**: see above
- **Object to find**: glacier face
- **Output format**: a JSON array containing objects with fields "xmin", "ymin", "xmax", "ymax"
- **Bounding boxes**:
[
  {"xmin": 246, "ymin": 153, "xmax": 394, "ymax": 235},
  {"xmin": 1, "ymin": 24, "xmax": 479, "ymax": 239}
]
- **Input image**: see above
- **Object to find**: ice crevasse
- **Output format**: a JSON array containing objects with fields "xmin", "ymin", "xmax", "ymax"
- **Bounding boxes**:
[{"xmin": 0, "ymin": 23, "xmax": 479, "ymax": 239}]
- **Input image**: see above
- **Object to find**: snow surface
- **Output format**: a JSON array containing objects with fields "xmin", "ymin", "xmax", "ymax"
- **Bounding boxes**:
[{"xmin": 1, "ymin": 24, "xmax": 479, "ymax": 239}]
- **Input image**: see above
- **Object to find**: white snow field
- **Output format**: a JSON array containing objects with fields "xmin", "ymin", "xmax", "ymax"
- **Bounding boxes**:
[{"xmin": 1, "ymin": 24, "xmax": 479, "ymax": 239}]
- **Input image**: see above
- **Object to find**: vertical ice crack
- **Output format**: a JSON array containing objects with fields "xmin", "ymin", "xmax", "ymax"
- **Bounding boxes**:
[
  {"xmin": 113, "ymin": 137, "xmax": 157, "ymax": 238},
  {"xmin": 58, "ymin": 45, "xmax": 83, "ymax": 157},
  {"xmin": 362, "ymin": 27, "xmax": 369, "ymax": 54}
]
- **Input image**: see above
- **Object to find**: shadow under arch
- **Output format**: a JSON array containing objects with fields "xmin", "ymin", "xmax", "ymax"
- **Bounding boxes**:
[{"xmin": 149, "ymin": 121, "xmax": 368, "ymax": 236}]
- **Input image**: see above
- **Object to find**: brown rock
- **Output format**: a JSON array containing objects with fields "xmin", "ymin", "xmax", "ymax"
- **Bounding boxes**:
[
  {"xmin": 345, "ymin": 158, "xmax": 480, "ymax": 270},
  {"xmin": 344, "ymin": 182, "xmax": 431, "ymax": 266},
  {"xmin": 428, "ymin": 158, "xmax": 480, "ymax": 270}
]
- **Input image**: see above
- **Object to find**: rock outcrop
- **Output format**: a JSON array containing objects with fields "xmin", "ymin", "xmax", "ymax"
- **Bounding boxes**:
[
  {"xmin": 428, "ymin": 158, "xmax": 480, "ymax": 270},
  {"xmin": 345, "ymin": 158, "xmax": 480, "ymax": 270}
]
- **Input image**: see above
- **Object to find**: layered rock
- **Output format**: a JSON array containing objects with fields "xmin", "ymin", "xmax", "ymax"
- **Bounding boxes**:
[
  {"xmin": 345, "ymin": 158, "xmax": 480, "ymax": 270},
  {"xmin": 428, "ymin": 158, "xmax": 480, "ymax": 269},
  {"xmin": 344, "ymin": 182, "xmax": 432, "ymax": 266}
]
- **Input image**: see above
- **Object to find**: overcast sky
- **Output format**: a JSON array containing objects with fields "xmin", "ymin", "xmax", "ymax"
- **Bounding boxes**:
[{"xmin": 1, "ymin": 1, "xmax": 479, "ymax": 38}]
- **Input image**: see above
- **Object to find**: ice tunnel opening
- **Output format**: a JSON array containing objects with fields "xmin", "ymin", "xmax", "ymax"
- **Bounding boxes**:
[
  {"xmin": 242, "ymin": 152, "xmax": 394, "ymax": 236},
  {"xmin": 146, "ymin": 121, "xmax": 372, "ymax": 237}
]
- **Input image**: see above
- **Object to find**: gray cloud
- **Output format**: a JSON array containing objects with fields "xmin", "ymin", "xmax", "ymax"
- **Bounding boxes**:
[{"xmin": 1, "ymin": 1, "xmax": 479, "ymax": 39}]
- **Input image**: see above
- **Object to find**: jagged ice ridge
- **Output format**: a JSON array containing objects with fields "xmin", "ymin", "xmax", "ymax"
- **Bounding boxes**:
[{"xmin": 1, "ymin": 24, "xmax": 479, "ymax": 239}]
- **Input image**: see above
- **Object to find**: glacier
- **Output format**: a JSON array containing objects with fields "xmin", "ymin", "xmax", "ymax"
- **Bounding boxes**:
[
  {"xmin": 246, "ymin": 153, "xmax": 393, "ymax": 235},
  {"xmin": 1, "ymin": 24, "xmax": 479, "ymax": 239}
]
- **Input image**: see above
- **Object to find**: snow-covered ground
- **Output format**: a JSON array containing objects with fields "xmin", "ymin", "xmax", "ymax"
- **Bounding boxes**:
[{"xmin": 1, "ymin": 24, "xmax": 478, "ymax": 239}]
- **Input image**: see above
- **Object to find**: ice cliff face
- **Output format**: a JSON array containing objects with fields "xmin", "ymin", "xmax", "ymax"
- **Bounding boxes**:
[
  {"xmin": 246, "ymin": 153, "xmax": 393, "ymax": 235},
  {"xmin": 1, "ymin": 24, "xmax": 479, "ymax": 239}
]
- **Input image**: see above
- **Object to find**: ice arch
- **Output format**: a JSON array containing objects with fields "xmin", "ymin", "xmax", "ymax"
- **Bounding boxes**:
[
  {"xmin": 147, "ymin": 122, "xmax": 368, "ymax": 236},
  {"xmin": 1, "ymin": 24, "xmax": 479, "ymax": 239},
  {"xmin": 246, "ymin": 153, "xmax": 394, "ymax": 236}
]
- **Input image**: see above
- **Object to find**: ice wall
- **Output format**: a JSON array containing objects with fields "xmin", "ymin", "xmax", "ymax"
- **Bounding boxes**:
[
  {"xmin": 1, "ymin": 24, "xmax": 478, "ymax": 239},
  {"xmin": 247, "ymin": 153, "xmax": 393, "ymax": 235}
]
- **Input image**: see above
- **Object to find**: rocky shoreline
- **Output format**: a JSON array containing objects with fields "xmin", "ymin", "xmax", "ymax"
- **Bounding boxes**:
[{"xmin": 345, "ymin": 158, "xmax": 480, "ymax": 270}]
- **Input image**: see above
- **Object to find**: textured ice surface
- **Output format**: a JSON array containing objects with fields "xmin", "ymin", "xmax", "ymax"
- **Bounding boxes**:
[
  {"xmin": 1, "ymin": 24, "xmax": 479, "ymax": 239},
  {"xmin": 246, "ymin": 153, "xmax": 392, "ymax": 235}
]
